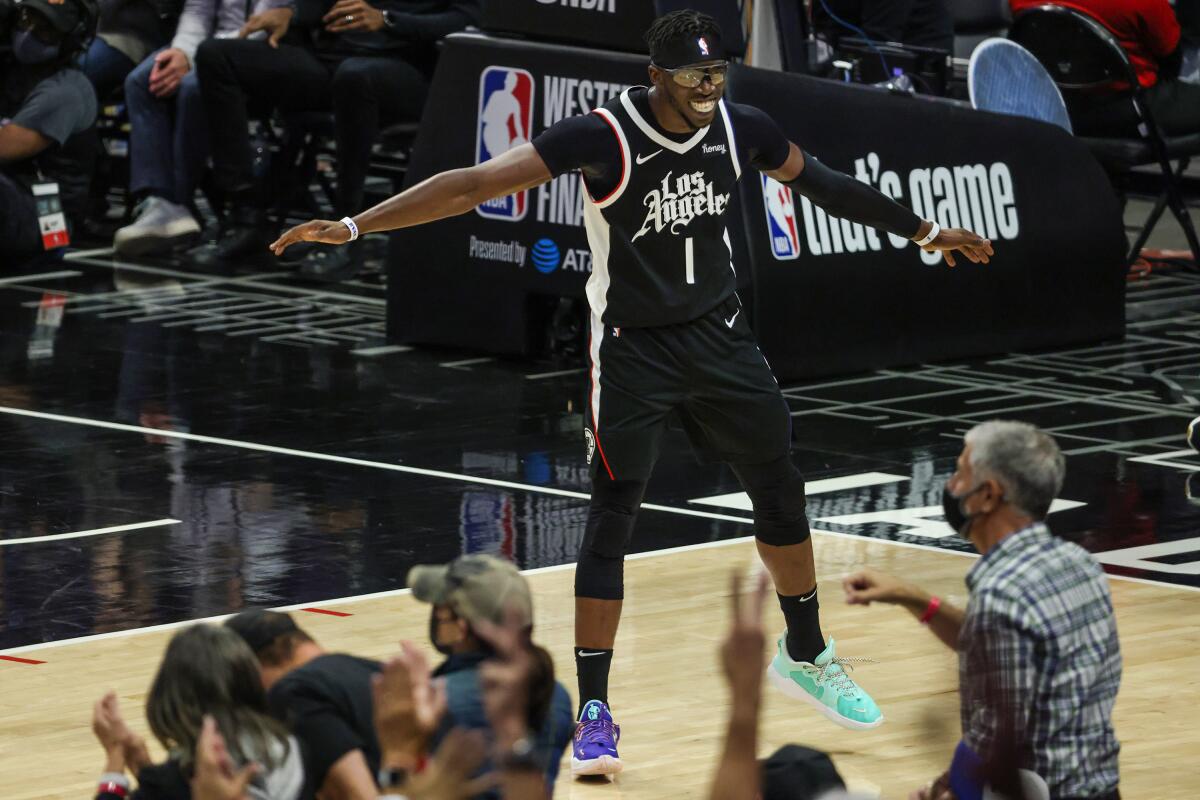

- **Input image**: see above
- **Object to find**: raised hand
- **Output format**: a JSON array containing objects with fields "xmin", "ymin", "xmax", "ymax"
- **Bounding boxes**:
[
  {"xmin": 269, "ymin": 220, "xmax": 352, "ymax": 256},
  {"xmin": 721, "ymin": 569, "xmax": 770, "ymax": 697},
  {"xmin": 474, "ymin": 610, "xmax": 537, "ymax": 748}
]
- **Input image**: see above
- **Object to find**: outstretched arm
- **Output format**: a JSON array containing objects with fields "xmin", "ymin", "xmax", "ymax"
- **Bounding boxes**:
[
  {"xmin": 270, "ymin": 143, "xmax": 553, "ymax": 255},
  {"xmin": 766, "ymin": 142, "xmax": 994, "ymax": 267}
]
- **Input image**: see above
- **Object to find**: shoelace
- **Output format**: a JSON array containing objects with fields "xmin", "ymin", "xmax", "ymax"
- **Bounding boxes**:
[
  {"xmin": 577, "ymin": 717, "xmax": 618, "ymax": 745},
  {"xmin": 810, "ymin": 656, "xmax": 877, "ymax": 696}
]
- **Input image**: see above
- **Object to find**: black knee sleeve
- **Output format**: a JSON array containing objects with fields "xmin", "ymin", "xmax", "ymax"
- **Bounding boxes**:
[
  {"xmin": 574, "ymin": 476, "xmax": 646, "ymax": 600},
  {"xmin": 733, "ymin": 456, "xmax": 811, "ymax": 547}
]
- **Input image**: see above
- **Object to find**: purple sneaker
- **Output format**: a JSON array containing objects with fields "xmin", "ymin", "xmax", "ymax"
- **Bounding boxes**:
[{"xmin": 572, "ymin": 699, "xmax": 623, "ymax": 777}]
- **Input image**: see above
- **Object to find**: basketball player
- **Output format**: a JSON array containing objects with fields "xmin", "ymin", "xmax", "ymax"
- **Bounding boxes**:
[{"xmin": 270, "ymin": 10, "xmax": 994, "ymax": 779}]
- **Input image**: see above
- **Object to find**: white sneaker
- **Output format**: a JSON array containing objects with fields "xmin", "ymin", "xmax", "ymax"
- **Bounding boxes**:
[{"xmin": 114, "ymin": 196, "xmax": 200, "ymax": 257}]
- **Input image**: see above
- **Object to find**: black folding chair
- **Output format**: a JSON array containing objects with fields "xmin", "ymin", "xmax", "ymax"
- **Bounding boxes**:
[{"xmin": 1011, "ymin": 4, "xmax": 1200, "ymax": 264}]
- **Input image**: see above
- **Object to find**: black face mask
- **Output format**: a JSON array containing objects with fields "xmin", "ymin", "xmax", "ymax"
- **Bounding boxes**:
[
  {"xmin": 942, "ymin": 482, "xmax": 986, "ymax": 538},
  {"xmin": 429, "ymin": 607, "xmax": 454, "ymax": 656}
]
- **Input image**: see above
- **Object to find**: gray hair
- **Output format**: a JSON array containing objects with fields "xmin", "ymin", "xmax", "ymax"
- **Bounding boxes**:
[{"xmin": 964, "ymin": 420, "xmax": 1065, "ymax": 519}]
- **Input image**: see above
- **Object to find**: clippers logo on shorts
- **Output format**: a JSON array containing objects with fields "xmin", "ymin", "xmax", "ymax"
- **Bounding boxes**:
[
  {"xmin": 760, "ymin": 174, "xmax": 800, "ymax": 260},
  {"xmin": 584, "ymin": 429, "xmax": 596, "ymax": 464},
  {"xmin": 476, "ymin": 67, "xmax": 535, "ymax": 221},
  {"xmin": 632, "ymin": 170, "xmax": 730, "ymax": 242}
]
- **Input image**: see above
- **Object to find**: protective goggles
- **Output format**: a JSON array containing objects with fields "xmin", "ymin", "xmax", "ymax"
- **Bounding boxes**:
[{"xmin": 656, "ymin": 62, "xmax": 729, "ymax": 89}]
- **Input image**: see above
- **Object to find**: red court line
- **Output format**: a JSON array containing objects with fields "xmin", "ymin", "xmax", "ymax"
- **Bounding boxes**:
[
  {"xmin": 301, "ymin": 607, "xmax": 352, "ymax": 617},
  {"xmin": 0, "ymin": 654, "xmax": 45, "ymax": 664}
]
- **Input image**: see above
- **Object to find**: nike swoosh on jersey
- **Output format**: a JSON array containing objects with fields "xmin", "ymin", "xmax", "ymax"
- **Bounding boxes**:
[
  {"xmin": 635, "ymin": 150, "xmax": 663, "ymax": 165},
  {"xmin": 724, "ymin": 309, "xmax": 740, "ymax": 328}
]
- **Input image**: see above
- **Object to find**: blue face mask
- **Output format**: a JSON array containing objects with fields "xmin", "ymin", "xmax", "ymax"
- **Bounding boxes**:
[{"xmin": 11, "ymin": 29, "xmax": 61, "ymax": 65}]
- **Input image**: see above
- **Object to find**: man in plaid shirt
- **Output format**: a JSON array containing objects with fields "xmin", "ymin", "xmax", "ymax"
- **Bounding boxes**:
[{"xmin": 843, "ymin": 420, "xmax": 1122, "ymax": 800}]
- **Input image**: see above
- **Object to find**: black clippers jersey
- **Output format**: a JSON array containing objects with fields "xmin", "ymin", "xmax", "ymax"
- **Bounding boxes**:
[{"xmin": 583, "ymin": 88, "xmax": 744, "ymax": 328}]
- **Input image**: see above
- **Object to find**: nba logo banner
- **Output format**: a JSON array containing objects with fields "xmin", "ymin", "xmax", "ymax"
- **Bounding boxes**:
[
  {"xmin": 476, "ymin": 66, "xmax": 535, "ymax": 221},
  {"xmin": 760, "ymin": 174, "xmax": 800, "ymax": 260}
]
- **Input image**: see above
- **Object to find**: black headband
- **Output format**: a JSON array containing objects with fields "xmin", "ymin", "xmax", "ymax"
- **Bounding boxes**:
[{"xmin": 650, "ymin": 31, "xmax": 727, "ymax": 70}]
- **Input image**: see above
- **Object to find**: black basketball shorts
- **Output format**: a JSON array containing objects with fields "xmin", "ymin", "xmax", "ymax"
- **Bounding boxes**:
[{"xmin": 583, "ymin": 295, "xmax": 792, "ymax": 481}]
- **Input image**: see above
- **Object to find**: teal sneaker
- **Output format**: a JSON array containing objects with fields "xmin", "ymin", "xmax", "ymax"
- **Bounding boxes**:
[{"xmin": 767, "ymin": 635, "xmax": 883, "ymax": 730}]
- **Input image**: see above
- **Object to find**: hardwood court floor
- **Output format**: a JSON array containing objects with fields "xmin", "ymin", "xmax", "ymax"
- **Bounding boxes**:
[{"xmin": 2, "ymin": 532, "xmax": 1195, "ymax": 799}]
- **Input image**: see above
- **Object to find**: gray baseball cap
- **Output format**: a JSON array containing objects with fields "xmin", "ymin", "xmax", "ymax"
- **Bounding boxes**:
[{"xmin": 407, "ymin": 554, "xmax": 533, "ymax": 628}]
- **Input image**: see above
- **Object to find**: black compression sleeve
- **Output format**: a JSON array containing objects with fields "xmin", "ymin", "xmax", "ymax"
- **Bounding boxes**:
[{"xmin": 787, "ymin": 151, "xmax": 923, "ymax": 240}]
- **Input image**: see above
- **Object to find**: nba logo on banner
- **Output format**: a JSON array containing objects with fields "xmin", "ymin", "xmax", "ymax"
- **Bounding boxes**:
[
  {"xmin": 760, "ymin": 174, "xmax": 800, "ymax": 260},
  {"xmin": 476, "ymin": 66, "xmax": 535, "ymax": 221}
]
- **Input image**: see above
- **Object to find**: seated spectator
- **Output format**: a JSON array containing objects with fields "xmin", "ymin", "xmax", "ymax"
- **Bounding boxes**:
[
  {"xmin": 188, "ymin": 0, "xmax": 479, "ymax": 279},
  {"xmin": 406, "ymin": 554, "xmax": 575, "ymax": 794},
  {"xmin": 224, "ymin": 608, "xmax": 384, "ymax": 800},
  {"xmin": 111, "ymin": 0, "xmax": 292, "ymax": 256},
  {"xmin": 842, "ymin": 421, "xmax": 1121, "ymax": 800},
  {"xmin": 814, "ymin": 0, "xmax": 953, "ymax": 52},
  {"xmin": 0, "ymin": 0, "xmax": 98, "ymax": 269},
  {"xmin": 79, "ymin": 0, "xmax": 170, "ymax": 100},
  {"xmin": 90, "ymin": 624, "xmax": 305, "ymax": 800},
  {"xmin": 1011, "ymin": 0, "xmax": 1199, "ymax": 136}
]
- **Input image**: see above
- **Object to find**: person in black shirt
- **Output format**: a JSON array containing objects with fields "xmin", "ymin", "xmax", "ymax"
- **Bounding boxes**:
[
  {"xmin": 187, "ymin": 0, "xmax": 480, "ymax": 279},
  {"xmin": 1, "ymin": 0, "xmax": 98, "ymax": 268},
  {"xmin": 225, "ymin": 609, "xmax": 381, "ymax": 800},
  {"xmin": 270, "ymin": 8, "xmax": 992, "ymax": 778},
  {"xmin": 91, "ymin": 624, "xmax": 305, "ymax": 800}
]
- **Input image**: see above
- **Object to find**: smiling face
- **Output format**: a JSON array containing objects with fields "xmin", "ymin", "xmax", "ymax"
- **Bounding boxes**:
[{"xmin": 648, "ymin": 59, "xmax": 727, "ymax": 131}]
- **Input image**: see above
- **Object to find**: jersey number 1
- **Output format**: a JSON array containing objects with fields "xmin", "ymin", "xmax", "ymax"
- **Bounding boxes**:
[{"xmin": 685, "ymin": 237, "xmax": 695, "ymax": 285}]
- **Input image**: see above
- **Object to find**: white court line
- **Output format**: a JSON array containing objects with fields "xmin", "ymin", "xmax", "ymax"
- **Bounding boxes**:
[
  {"xmin": 0, "ymin": 518, "xmax": 179, "ymax": 547},
  {"xmin": 1128, "ymin": 448, "xmax": 1200, "ymax": 472},
  {"xmin": 352, "ymin": 344, "xmax": 413, "ymax": 357},
  {"xmin": 439, "ymin": 357, "xmax": 494, "ymax": 368},
  {"xmin": 525, "ymin": 368, "xmax": 587, "ymax": 380},
  {"xmin": 691, "ymin": 472, "xmax": 908, "ymax": 511},
  {"xmin": 5, "ymin": 524, "xmax": 1192, "ymax": 657},
  {"xmin": 0, "ymin": 270, "xmax": 81, "ymax": 286}
]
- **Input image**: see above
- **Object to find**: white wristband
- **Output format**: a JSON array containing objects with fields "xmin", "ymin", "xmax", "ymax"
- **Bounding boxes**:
[
  {"xmin": 340, "ymin": 216, "xmax": 359, "ymax": 242},
  {"xmin": 914, "ymin": 220, "xmax": 940, "ymax": 247}
]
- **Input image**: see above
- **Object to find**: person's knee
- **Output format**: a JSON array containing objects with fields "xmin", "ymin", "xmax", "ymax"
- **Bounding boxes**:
[
  {"xmin": 574, "ymin": 478, "xmax": 645, "ymax": 599},
  {"xmin": 193, "ymin": 39, "xmax": 231, "ymax": 80},
  {"xmin": 123, "ymin": 58, "xmax": 154, "ymax": 99},
  {"xmin": 332, "ymin": 60, "xmax": 375, "ymax": 101},
  {"xmin": 736, "ymin": 457, "xmax": 811, "ymax": 546}
]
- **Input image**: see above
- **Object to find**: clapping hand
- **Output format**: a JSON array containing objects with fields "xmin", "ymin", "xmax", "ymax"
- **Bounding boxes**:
[
  {"xmin": 372, "ymin": 641, "xmax": 448, "ymax": 769},
  {"xmin": 474, "ymin": 610, "xmax": 537, "ymax": 748},
  {"xmin": 191, "ymin": 716, "xmax": 260, "ymax": 800},
  {"xmin": 92, "ymin": 691, "xmax": 151, "ymax": 773}
]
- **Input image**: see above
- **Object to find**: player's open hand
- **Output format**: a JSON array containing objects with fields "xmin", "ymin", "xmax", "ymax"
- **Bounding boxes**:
[
  {"xmin": 923, "ymin": 226, "xmax": 994, "ymax": 268},
  {"xmin": 270, "ymin": 220, "xmax": 351, "ymax": 255}
]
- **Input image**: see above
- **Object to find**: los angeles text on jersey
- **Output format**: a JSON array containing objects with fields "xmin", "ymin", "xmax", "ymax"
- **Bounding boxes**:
[
  {"xmin": 633, "ymin": 171, "xmax": 731, "ymax": 241},
  {"xmin": 536, "ymin": 75, "xmax": 632, "ymax": 227},
  {"xmin": 785, "ymin": 152, "xmax": 1019, "ymax": 264}
]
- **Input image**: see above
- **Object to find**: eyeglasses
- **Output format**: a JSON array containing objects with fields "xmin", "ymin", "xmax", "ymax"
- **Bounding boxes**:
[{"xmin": 656, "ymin": 62, "xmax": 728, "ymax": 89}]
